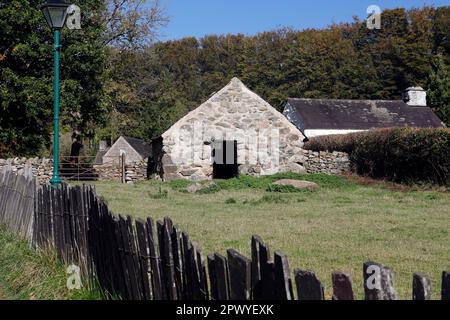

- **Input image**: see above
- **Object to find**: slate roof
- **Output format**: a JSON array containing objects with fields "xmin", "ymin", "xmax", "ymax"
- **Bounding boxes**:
[
  {"xmin": 283, "ymin": 98, "xmax": 444, "ymax": 132},
  {"xmin": 123, "ymin": 136, "xmax": 152, "ymax": 158},
  {"xmin": 94, "ymin": 150, "xmax": 108, "ymax": 164}
]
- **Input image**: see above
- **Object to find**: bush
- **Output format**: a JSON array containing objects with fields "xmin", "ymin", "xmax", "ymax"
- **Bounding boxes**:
[
  {"xmin": 225, "ymin": 197, "xmax": 237, "ymax": 204},
  {"xmin": 305, "ymin": 128, "xmax": 450, "ymax": 185},
  {"xmin": 266, "ymin": 184, "xmax": 314, "ymax": 193}
]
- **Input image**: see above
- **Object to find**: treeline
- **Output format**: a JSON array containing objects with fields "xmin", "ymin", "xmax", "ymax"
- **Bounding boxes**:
[
  {"xmin": 1, "ymin": 4, "xmax": 449, "ymax": 157},
  {"xmin": 110, "ymin": 6, "xmax": 450, "ymax": 142}
]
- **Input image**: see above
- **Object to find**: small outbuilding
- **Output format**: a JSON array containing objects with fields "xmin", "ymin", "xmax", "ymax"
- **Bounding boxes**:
[
  {"xmin": 150, "ymin": 78, "xmax": 306, "ymax": 181},
  {"xmin": 283, "ymin": 87, "xmax": 445, "ymax": 139},
  {"xmin": 96, "ymin": 136, "xmax": 152, "ymax": 165}
]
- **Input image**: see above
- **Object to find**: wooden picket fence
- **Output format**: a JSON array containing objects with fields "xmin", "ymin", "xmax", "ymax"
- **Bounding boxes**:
[
  {"xmin": 0, "ymin": 165, "xmax": 35, "ymax": 241},
  {"xmin": 0, "ymin": 167, "xmax": 449, "ymax": 300}
]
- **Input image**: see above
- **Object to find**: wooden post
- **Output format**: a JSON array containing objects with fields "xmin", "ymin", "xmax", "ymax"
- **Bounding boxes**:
[
  {"xmin": 227, "ymin": 249, "xmax": 251, "ymax": 300},
  {"xmin": 363, "ymin": 262, "xmax": 397, "ymax": 300},
  {"xmin": 442, "ymin": 271, "xmax": 450, "ymax": 300},
  {"xmin": 332, "ymin": 272, "xmax": 354, "ymax": 300},
  {"xmin": 295, "ymin": 269, "xmax": 325, "ymax": 300},
  {"xmin": 412, "ymin": 273, "xmax": 432, "ymax": 300},
  {"xmin": 273, "ymin": 251, "xmax": 293, "ymax": 300},
  {"xmin": 121, "ymin": 153, "xmax": 126, "ymax": 184}
]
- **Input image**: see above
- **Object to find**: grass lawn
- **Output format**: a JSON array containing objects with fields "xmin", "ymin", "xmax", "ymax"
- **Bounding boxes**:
[
  {"xmin": 91, "ymin": 174, "xmax": 450, "ymax": 300},
  {"xmin": 0, "ymin": 227, "xmax": 103, "ymax": 300}
]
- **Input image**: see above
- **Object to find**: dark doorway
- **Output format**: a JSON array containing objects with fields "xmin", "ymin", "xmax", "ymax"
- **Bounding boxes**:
[{"xmin": 212, "ymin": 140, "xmax": 238, "ymax": 179}]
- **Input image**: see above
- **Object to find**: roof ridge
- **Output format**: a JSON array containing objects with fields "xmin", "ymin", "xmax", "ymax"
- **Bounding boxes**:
[{"xmin": 288, "ymin": 98, "xmax": 403, "ymax": 103}]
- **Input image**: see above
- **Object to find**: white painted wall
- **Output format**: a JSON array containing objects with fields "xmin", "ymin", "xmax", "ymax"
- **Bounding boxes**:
[{"xmin": 304, "ymin": 129, "xmax": 366, "ymax": 139}]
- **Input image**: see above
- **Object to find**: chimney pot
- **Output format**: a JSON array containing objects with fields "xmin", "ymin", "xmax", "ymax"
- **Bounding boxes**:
[{"xmin": 403, "ymin": 87, "xmax": 427, "ymax": 107}]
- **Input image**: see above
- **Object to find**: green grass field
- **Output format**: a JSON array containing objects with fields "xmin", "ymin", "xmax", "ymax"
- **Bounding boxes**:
[
  {"xmin": 92, "ymin": 174, "xmax": 450, "ymax": 300},
  {"xmin": 0, "ymin": 227, "xmax": 103, "ymax": 300}
]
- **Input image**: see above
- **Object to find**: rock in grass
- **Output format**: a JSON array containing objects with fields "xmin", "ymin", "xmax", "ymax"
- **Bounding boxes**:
[
  {"xmin": 186, "ymin": 181, "xmax": 217, "ymax": 193},
  {"xmin": 271, "ymin": 179, "xmax": 319, "ymax": 191}
]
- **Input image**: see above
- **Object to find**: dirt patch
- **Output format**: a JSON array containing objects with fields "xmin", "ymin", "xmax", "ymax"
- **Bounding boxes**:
[{"xmin": 343, "ymin": 174, "xmax": 450, "ymax": 193}]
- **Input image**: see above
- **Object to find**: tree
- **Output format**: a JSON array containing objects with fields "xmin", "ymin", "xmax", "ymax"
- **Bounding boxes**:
[
  {"xmin": 0, "ymin": 0, "xmax": 107, "ymax": 157},
  {"xmin": 103, "ymin": 0, "xmax": 168, "ymax": 49},
  {"xmin": 427, "ymin": 54, "xmax": 450, "ymax": 126}
]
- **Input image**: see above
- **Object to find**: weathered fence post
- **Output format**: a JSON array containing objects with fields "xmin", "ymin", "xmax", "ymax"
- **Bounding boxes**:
[
  {"xmin": 412, "ymin": 273, "xmax": 432, "ymax": 300},
  {"xmin": 146, "ymin": 217, "xmax": 164, "ymax": 300},
  {"xmin": 295, "ymin": 269, "xmax": 325, "ymax": 300},
  {"xmin": 158, "ymin": 218, "xmax": 178, "ymax": 300},
  {"xmin": 442, "ymin": 271, "xmax": 450, "ymax": 300},
  {"xmin": 363, "ymin": 262, "xmax": 397, "ymax": 300},
  {"xmin": 135, "ymin": 218, "xmax": 153, "ymax": 300},
  {"xmin": 332, "ymin": 272, "xmax": 354, "ymax": 300},
  {"xmin": 258, "ymin": 238, "xmax": 275, "ymax": 299},
  {"xmin": 251, "ymin": 235, "xmax": 263, "ymax": 299},
  {"xmin": 273, "ymin": 251, "xmax": 294, "ymax": 300},
  {"xmin": 227, "ymin": 249, "xmax": 252, "ymax": 300}
]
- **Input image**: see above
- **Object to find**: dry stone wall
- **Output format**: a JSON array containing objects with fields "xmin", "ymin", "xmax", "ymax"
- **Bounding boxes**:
[
  {"xmin": 301, "ymin": 150, "xmax": 350, "ymax": 174},
  {"xmin": 0, "ymin": 157, "xmax": 53, "ymax": 185},
  {"xmin": 0, "ymin": 158, "xmax": 149, "ymax": 184}
]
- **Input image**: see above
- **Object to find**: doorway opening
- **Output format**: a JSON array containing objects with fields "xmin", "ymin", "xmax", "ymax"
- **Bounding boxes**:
[{"xmin": 212, "ymin": 140, "xmax": 238, "ymax": 179}]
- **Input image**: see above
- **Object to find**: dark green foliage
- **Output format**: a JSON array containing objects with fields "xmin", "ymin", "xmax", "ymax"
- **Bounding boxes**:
[
  {"xmin": 266, "ymin": 184, "xmax": 314, "ymax": 193},
  {"xmin": 244, "ymin": 194, "xmax": 288, "ymax": 205},
  {"xmin": 225, "ymin": 197, "xmax": 237, "ymax": 204},
  {"xmin": 109, "ymin": 6, "xmax": 450, "ymax": 142},
  {"xmin": 304, "ymin": 133, "xmax": 366, "ymax": 153},
  {"xmin": 148, "ymin": 186, "xmax": 168, "ymax": 199},
  {"xmin": 0, "ymin": 0, "xmax": 107, "ymax": 157},
  {"xmin": 167, "ymin": 179, "xmax": 192, "ymax": 191},
  {"xmin": 427, "ymin": 54, "xmax": 450, "ymax": 125},
  {"xmin": 305, "ymin": 128, "xmax": 450, "ymax": 185}
]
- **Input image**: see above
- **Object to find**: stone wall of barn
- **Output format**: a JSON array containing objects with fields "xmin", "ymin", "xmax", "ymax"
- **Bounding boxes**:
[{"xmin": 158, "ymin": 78, "xmax": 307, "ymax": 181}]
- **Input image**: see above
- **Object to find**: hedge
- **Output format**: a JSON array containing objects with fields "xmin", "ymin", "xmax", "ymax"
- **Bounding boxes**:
[{"xmin": 304, "ymin": 128, "xmax": 450, "ymax": 185}]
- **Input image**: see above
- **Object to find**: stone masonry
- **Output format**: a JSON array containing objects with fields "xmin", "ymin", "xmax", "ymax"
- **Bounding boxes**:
[
  {"xmin": 0, "ymin": 158, "xmax": 148, "ymax": 184},
  {"xmin": 157, "ymin": 78, "xmax": 308, "ymax": 181}
]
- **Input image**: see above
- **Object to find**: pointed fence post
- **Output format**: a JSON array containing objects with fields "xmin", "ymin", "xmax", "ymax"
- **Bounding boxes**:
[
  {"xmin": 442, "ymin": 271, "xmax": 450, "ymax": 300},
  {"xmin": 412, "ymin": 273, "xmax": 432, "ymax": 300},
  {"xmin": 332, "ymin": 272, "xmax": 354, "ymax": 300},
  {"xmin": 363, "ymin": 262, "xmax": 397, "ymax": 300},
  {"xmin": 295, "ymin": 269, "xmax": 325, "ymax": 300}
]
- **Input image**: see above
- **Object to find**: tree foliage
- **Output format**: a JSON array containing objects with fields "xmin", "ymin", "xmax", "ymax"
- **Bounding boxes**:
[
  {"xmin": 427, "ymin": 54, "xmax": 450, "ymax": 125},
  {"xmin": 0, "ymin": 0, "xmax": 167, "ymax": 157},
  {"xmin": 108, "ymin": 6, "xmax": 449, "ymax": 143},
  {"xmin": 0, "ymin": 0, "xmax": 106, "ymax": 156}
]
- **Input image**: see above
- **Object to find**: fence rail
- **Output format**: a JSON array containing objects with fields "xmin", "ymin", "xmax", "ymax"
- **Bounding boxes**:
[{"xmin": 0, "ymin": 167, "xmax": 449, "ymax": 300}]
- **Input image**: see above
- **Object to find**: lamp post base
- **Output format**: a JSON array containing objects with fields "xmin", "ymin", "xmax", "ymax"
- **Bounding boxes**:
[{"xmin": 50, "ymin": 176, "xmax": 62, "ymax": 186}]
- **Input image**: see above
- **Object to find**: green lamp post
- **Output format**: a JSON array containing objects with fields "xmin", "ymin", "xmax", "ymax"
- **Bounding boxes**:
[{"xmin": 39, "ymin": 0, "xmax": 70, "ymax": 186}]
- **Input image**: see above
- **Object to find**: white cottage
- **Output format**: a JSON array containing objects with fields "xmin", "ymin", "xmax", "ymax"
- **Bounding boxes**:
[{"xmin": 150, "ymin": 78, "xmax": 306, "ymax": 181}]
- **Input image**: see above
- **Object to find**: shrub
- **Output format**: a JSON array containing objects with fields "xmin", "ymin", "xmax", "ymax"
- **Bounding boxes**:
[
  {"xmin": 305, "ymin": 128, "xmax": 450, "ymax": 185},
  {"xmin": 148, "ymin": 186, "xmax": 168, "ymax": 199},
  {"xmin": 225, "ymin": 197, "xmax": 237, "ymax": 204},
  {"xmin": 266, "ymin": 184, "xmax": 314, "ymax": 193},
  {"xmin": 303, "ymin": 132, "xmax": 365, "ymax": 153}
]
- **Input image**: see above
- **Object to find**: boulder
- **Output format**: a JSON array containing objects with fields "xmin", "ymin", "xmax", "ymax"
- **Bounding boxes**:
[
  {"xmin": 272, "ymin": 179, "xmax": 319, "ymax": 190},
  {"xmin": 186, "ymin": 181, "xmax": 216, "ymax": 193}
]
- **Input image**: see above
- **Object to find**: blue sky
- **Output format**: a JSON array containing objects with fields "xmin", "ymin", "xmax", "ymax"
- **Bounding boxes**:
[{"xmin": 159, "ymin": 0, "xmax": 449, "ymax": 40}]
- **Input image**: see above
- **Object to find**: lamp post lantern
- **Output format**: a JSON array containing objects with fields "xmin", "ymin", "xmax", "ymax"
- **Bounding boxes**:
[{"xmin": 39, "ymin": 0, "xmax": 70, "ymax": 186}]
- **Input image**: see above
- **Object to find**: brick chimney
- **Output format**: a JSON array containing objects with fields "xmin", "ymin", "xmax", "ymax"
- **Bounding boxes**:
[{"xmin": 403, "ymin": 87, "xmax": 427, "ymax": 107}]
